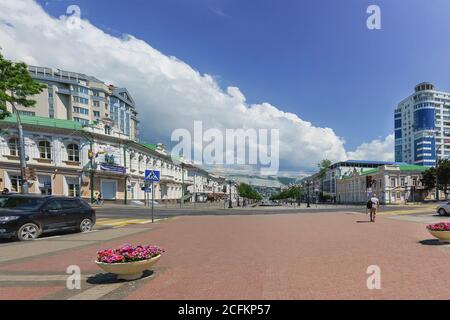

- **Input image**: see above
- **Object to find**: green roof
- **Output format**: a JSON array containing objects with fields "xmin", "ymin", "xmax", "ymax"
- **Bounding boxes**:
[
  {"xmin": 0, "ymin": 115, "xmax": 83, "ymax": 130},
  {"xmin": 139, "ymin": 143, "xmax": 157, "ymax": 151},
  {"xmin": 398, "ymin": 164, "xmax": 428, "ymax": 172},
  {"xmin": 359, "ymin": 168, "xmax": 379, "ymax": 176}
]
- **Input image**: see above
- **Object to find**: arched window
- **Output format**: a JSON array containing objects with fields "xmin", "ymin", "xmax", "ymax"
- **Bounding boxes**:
[
  {"xmin": 8, "ymin": 138, "xmax": 19, "ymax": 156},
  {"xmin": 67, "ymin": 143, "xmax": 80, "ymax": 162},
  {"xmin": 38, "ymin": 141, "xmax": 51, "ymax": 159}
]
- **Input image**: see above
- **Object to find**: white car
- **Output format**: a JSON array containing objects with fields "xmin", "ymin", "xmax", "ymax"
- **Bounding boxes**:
[{"xmin": 437, "ymin": 202, "xmax": 450, "ymax": 216}]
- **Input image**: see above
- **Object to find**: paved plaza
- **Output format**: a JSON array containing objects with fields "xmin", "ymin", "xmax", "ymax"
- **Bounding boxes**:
[{"xmin": 0, "ymin": 207, "xmax": 449, "ymax": 300}]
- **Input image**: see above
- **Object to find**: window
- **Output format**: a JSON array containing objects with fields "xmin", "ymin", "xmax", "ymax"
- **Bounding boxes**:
[
  {"xmin": 61, "ymin": 199, "xmax": 79, "ymax": 209},
  {"xmin": 391, "ymin": 178, "xmax": 396, "ymax": 187},
  {"xmin": 45, "ymin": 200, "xmax": 62, "ymax": 211},
  {"xmin": 73, "ymin": 107, "xmax": 89, "ymax": 115},
  {"xmin": 68, "ymin": 184, "xmax": 80, "ymax": 197},
  {"xmin": 74, "ymin": 117, "xmax": 89, "ymax": 126},
  {"xmin": 104, "ymin": 125, "xmax": 111, "ymax": 135},
  {"xmin": 67, "ymin": 143, "xmax": 80, "ymax": 162},
  {"xmin": 10, "ymin": 175, "xmax": 22, "ymax": 193},
  {"xmin": 19, "ymin": 111, "xmax": 36, "ymax": 116},
  {"xmin": 38, "ymin": 141, "xmax": 52, "ymax": 159},
  {"xmin": 2, "ymin": 197, "xmax": 44, "ymax": 210},
  {"xmin": 93, "ymin": 111, "xmax": 100, "ymax": 117},
  {"xmin": 93, "ymin": 101, "xmax": 100, "ymax": 107},
  {"xmin": 400, "ymin": 177, "xmax": 405, "ymax": 187},
  {"xmin": 93, "ymin": 91, "xmax": 100, "ymax": 97},
  {"xmin": 73, "ymin": 96, "xmax": 89, "ymax": 104},
  {"xmin": 8, "ymin": 138, "xmax": 18, "ymax": 156}
]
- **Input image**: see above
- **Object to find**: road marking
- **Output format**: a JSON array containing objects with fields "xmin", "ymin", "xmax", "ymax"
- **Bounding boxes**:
[
  {"xmin": 0, "ymin": 274, "xmax": 88, "ymax": 282},
  {"xmin": 96, "ymin": 218, "xmax": 160, "ymax": 227},
  {"xmin": 379, "ymin": 209, "xmax": 435, "ymax": 216},
  {"xmin": 68, "ymin": 283, "xmax": 124, "ymax": 300}
]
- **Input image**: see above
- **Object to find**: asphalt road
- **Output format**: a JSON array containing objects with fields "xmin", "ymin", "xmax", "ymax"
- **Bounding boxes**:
[{"xmin": 94, "ymin": 204, "xmax": 436, "ymax": 219}]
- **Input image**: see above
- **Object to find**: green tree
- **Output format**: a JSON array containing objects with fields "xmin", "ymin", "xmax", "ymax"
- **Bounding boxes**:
[
  {"xmin": 437, "ymin": 159, "xmax": 450, "ymax": 199},
  {"xmin": 270, "ymin": 186, "xmax": 302, "ymax": 201},
  {"xmin": 317, "ymin": 159, "xmax": 332, "ymax": 196},
  {"xmin": 0, "ymin": 54, "xmax": 46, "ymax": 193},
  {"xmin": 421, "ymin": 167, "xmax": 436, "ymax": 190},
  {"xmin": 238, "ymin": 183, "xmax": 262, "ymax": 202}
]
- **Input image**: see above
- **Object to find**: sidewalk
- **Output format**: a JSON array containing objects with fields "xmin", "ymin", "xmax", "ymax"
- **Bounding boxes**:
[{"xmin": 1, "ymin": 211, "xmax": 450, "ymax": 299}]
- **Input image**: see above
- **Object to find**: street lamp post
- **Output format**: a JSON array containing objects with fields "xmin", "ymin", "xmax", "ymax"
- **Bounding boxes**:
[
  {"xmin": 436, "ymin": 144, "xmax": 442, "ymax": 201},
  {"xmin": 228, "ymin": 180, "xmax": 233, "ymax": 208},
  {"xmin": 180, "ymin": 163, "xmax": 185, "ymax": 208},
  {"xmin": 306, "ymin": 180, "xmax": 311, "ymax": 208}
]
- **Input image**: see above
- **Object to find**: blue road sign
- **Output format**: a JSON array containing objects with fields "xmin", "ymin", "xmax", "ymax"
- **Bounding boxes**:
[{"xmin": 144, "ymin": 169, "xmax": 160, "ymax": 182}]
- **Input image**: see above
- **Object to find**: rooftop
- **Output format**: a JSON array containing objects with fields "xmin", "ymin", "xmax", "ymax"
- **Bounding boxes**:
[
  {"xmin": 342, "ymin": 164, "xmax": 428, "ymax": 180},
  {"xmin": 0, "ymin": 115, "xmax": 83, "ymax": 130}
]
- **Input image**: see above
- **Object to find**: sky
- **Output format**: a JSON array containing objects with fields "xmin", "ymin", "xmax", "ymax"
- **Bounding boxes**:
[{"xmin": 2, "ymin": 0, "xmax": 450, "ymax": 176}]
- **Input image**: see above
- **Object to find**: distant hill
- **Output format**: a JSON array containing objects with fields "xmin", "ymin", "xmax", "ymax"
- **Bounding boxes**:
[{"xmin": 223, "ymin": 174, "xmax": 300, "ymax": 187}]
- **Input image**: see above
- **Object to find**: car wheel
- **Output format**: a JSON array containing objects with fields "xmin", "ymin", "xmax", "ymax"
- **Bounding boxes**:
[
  {"xmin": 17, "ymin": 223, "xmax": 40, "ymax": 241},
  {"xmin": 79, "ymin": 218, "xmax": 93, "ymax": 233},
  {"xmin": 439, "ymin": 208, "xmax": 447, "ymax": 216}
]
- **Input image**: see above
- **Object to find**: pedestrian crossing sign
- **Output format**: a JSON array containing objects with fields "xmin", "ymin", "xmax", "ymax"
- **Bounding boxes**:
[{"xmin": 144, "ymin": 169, "xmax": 160, "ymax": 182}]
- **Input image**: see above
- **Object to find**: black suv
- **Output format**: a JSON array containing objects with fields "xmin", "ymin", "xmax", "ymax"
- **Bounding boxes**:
[{"xmin": 0, "ymin": 194, "xmax": 96, "ymax": 241}]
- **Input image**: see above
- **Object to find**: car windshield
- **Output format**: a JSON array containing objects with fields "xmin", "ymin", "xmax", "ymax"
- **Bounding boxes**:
[{"xmin": 0, "ymin": 197, "xmax": 45, "ymax": 210}]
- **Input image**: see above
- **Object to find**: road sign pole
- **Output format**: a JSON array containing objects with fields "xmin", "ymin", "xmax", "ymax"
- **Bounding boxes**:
[{"xmin": 151, "ymin": 180, "xmax": 154, "ymax": 223}]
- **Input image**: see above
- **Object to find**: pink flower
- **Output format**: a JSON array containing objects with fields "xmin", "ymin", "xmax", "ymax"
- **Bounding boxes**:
[{"xmin": 96, "ymin": 244, "xmax": 165, "ymax": 264}]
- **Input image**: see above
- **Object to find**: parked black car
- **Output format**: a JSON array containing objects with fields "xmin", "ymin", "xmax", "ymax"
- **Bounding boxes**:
[{"xmin": 0, "ymin": 194, "xmax": 96, "ymax": 241}]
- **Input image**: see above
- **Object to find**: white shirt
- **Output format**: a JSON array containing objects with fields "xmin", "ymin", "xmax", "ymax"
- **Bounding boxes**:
[{"xmin": 370, "ymin": 197, "xmax": 379, "ymax": 207}]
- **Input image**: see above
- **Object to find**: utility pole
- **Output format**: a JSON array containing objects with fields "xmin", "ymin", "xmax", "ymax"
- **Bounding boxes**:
[
  {"xmin": 307, "ymin": 180, "xmax": 311, "ymax": 208},
  {"xmin": 123, "ymin": 146, "xmax": 127, "ymax": 205},
  {"xmin": 436, "ymin": 144, "xmax": 442, "ymax": 201},
  {"xmin": 11, "ymin": 102, "xmax": 28, "ymax": 194},
  {"xmin": 180, "ymin": 163, "xmax": 184, "ymax": 208},
  {"xmin": 89, "ymin": 141, "xmax": 94, "ymax": 204},
  {"xmin": 228, "ymin": 180, "xmax": 233, "ymax": 208}
]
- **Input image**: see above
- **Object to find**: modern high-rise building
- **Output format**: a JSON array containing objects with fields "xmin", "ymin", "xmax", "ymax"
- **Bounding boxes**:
[
  {"xmin": 7, "ymin": 65, "xmax": 139, "ymax": 141},
  {"xmin": 395, "ymin": 82, "xmax": 450, "ymax": 166}
]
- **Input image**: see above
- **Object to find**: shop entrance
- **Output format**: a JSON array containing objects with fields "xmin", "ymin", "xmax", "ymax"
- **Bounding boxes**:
[{"xmin": 101, "ymin": 179, "xmax": 117, "ymax": 200}]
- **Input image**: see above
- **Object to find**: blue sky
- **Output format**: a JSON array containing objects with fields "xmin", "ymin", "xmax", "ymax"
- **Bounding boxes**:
[{"xmin": 37, "ymin": 0, "xmax": 450, "ymax": 150}]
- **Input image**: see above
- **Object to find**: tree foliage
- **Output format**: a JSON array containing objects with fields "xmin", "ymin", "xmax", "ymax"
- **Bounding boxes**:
[
  {"xmin": 317, "ymin": 159, "xmax": 332, "ymax": 180},
  {"xmin": 0, "ymin": 54, "xmax": 46, "ymax": 118},
  {"xmin": 237, "ymin": 183, "xmax": 262, "ymax": 200},
  {"xmin": 421, "ymin": 160, "xmax": 450, "ymax": 196},
  {"xmin": 270, "ymin": 186, "xmax": 302, "ymax": 201}
]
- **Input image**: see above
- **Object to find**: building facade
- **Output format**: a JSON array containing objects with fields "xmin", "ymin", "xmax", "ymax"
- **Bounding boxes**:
[
  {"xmin": 336, "ymin": 164, "xmax": 429, "ymax": 204},
  {"xmin": 1, "ymin": 65, "xmax": 236, "ymax": 204},
  {"xmin": 395, "ymin": 82, "xmax": 450, "ymax": 166},
  {"xmin": 7, "ymin": 65, "xmax": 139, "ymax": 141},
  {"xmin": 0, "ymin": 115, "xmax": 233, "ymax": 203},
  {"xmin": 301, "ymin": 160, "xmax": 399, "ymax": 201}
]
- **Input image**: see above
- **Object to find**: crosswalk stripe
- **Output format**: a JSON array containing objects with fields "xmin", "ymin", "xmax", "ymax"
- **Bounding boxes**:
[{"xmin": 95, "ymin": 218, "xmax": 154, "ymax": 227}]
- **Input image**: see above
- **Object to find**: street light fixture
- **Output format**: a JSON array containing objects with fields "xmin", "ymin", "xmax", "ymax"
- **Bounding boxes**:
[{"xmin": 436, "ymin": 144, "xmax": 442, "ymax": 201}]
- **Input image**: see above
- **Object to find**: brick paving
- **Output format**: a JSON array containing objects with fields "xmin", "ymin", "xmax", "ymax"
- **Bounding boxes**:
[{"xmin": 0, "ymin": 212, "xmax": 450, "ymax": 299}]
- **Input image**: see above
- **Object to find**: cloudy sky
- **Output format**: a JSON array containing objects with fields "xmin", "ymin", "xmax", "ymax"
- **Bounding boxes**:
[{"xmin": 2, "ymin": 0, "xmax": 449, "ymax": 176}]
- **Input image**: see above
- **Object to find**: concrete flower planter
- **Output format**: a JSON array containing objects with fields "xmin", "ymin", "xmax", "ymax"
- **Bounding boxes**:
[
  {"xmin": 95, "ymin": 255, "xmax": 161, "ymax": 281},
  {"xmin": 428, "ymin": 230, "xmax": 450, "ymax": 243}
]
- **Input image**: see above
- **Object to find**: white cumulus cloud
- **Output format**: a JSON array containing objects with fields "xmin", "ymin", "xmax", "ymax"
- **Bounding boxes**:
[
  {"xmin": 0, "ymin": 0, "xmax": 393, "ymax": 175},
  {"xmin": 346, "ymin": 134, "xmax": 395, "ymax": 162}
]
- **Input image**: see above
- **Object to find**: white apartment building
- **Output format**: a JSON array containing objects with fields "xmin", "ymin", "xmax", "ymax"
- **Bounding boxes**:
[
  {"xmin": 7, "ymin": 65, "xmax": 139, "ymax": 141},
  {"xmin": 395, "ymin": 82, "xmax": 450, "ymax": 166}
]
